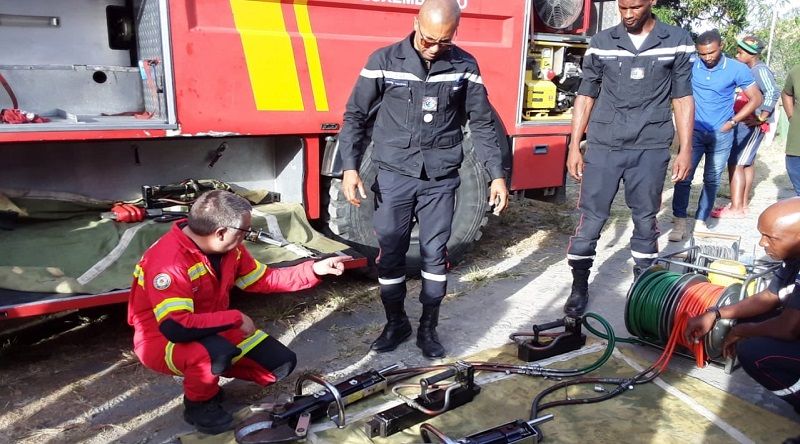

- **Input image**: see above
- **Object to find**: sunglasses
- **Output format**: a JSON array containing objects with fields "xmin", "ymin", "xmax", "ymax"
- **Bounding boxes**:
[{"xmin": 415, "ymin": 20, "xmax": 454, "ymax": 49}]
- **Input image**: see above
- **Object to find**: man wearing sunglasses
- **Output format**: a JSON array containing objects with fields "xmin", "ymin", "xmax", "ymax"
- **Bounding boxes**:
[
  {"xmin": 338, "ymin": 0, "xmax": 508, "ymax": 359},
  {"xmin": 128, "ymin": 190, "xmax": 350, "ymax": 435}
]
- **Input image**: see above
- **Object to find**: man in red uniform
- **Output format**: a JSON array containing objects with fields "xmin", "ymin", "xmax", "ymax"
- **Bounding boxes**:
[{"xmin": 127, "ymin": 190, "xmax": 349, "ymax": 435}]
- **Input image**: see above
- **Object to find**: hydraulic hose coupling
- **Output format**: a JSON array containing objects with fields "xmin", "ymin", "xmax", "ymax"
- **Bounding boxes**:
[{"xmin": 110, "ymin": 203, "xmax": 146, "ymax": 222}]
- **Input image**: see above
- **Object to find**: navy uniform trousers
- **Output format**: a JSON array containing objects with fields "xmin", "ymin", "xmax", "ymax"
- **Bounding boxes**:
[
  {"xmin": 372, "ymin": 168, "xmax": 460, "ymax": 305},
  {"xmin": 567, "ymin": 146, "xmax": 670, "ymax": 270}
]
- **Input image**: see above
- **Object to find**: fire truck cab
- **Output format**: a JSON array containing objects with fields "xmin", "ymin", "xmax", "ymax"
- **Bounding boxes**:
[{"xmin": 0, "ymin": 0, "xmax": 618, "ymax": 320}]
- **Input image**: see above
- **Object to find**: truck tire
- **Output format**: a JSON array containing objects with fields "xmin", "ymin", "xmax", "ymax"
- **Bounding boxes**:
[{"xmin": 325, "ymin": 133, "xmax": 490, "ymax": 275}]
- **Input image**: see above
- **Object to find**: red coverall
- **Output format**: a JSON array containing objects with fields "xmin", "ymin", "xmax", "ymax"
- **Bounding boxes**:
[{"xmin": 127, "ymin": 221, "xmax": 320, "ymax": 401}]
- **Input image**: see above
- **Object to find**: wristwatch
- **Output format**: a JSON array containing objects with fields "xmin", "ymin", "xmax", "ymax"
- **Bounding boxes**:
[
  {"xmin": 728, "ymin": 119, "xmax": 737, "ymax": 126},
  {"xmin": 705, "ymin": 306, "xmax": 721, "ymax": 321}
]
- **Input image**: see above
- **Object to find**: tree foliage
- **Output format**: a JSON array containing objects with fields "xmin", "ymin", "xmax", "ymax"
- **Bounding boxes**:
[
  {"xmin": 749, "ymin": 5, "xmax": 800, "ymax": 86},
  {"xmin": 653, "ymin": 0, "xmax": 748, "ymax": 52}
]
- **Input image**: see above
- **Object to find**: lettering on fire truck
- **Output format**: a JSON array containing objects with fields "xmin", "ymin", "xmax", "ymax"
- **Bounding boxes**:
[{"xmin": 362, "ymin": 0, "xmax": 468, "ymax": 9}]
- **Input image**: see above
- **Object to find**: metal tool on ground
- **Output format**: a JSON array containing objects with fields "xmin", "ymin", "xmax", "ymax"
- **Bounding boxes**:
[
  {"xmin": 419, "ymin": 414, "xmax": 554, "ymax": 444},
  {"xmin": 234, "ymin": 365, "xmax": 397, "ymax": 443},
  {"xmin": 510, "ymin": 316, "xmax": 587, "ymax": 362},
  {"xmin": 365, "ymin": 361, "xmax": 481, "ymax": 438}
]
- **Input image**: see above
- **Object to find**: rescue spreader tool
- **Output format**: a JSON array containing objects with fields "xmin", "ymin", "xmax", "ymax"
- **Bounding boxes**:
[
  {"xmin": 365, "ymin": 361, "xmax": 481, "ymax": 438},
  {"xmin": 234, "ymin": 364, "xmax": 397, "ymax": 443},
  {"xmin": 510, "ymin": 316, "xmax": 587, "ymax": 362},
  {"xmin": 419, "ymin": 414, "xmax": 554, "ymax": 444}
]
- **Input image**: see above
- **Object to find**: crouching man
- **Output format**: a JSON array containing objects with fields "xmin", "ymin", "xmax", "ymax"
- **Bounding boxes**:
[
  {"xmin": 684, "ymin": 198, "xmax": 800, "ymax": 425},
  {"xmin": 127, "ymin": 190, "xmax": 349, "ymax": 434}
]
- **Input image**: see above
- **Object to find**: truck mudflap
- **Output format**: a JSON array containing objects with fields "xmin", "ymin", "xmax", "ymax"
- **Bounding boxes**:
[{"xmin": 0, "ymin": 196, "xmax": 364, "ymax": 320}]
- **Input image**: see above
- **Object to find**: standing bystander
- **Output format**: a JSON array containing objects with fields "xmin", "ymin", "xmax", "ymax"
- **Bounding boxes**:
[
  {"xmin": 669, "ymin": 29, "xmax": 762, "ymax": 241},
  {"xmin": 783, "ymin": 64, "xmax": 800, "ymax": 196},
  {"xmin": 711, "ymin": 36, "xmax": 779, "ymax": 218}
]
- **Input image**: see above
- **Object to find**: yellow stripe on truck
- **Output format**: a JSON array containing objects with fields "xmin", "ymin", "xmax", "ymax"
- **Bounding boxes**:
[
  {"xmin": 294, "ymin": 0, "xmax": 329, "ymax": 111},
  {"xmin": 230, "ymin": 0, "xmax": 304, "ymax": 111}
]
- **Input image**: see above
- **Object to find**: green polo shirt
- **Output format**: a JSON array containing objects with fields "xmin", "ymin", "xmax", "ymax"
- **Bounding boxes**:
[{"xmin": 785, "ymin": 65, "xmax": 800, "ymax": 156}]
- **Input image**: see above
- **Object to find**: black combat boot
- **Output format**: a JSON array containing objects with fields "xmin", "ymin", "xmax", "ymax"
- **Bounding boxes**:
[
  {"xmin": 563, "ymin": 269, "xmax": 590, "ymax": 316},
  {"xmin": 371, "ymin": 300, "xmax": 412, "ymax": 352},
  {"xmin": 183, "ymin": 394, "xmax": 233, "ymax": 435},
  {"xmin": 633, "ymin": 260, "xmax": 653, "ymax": 281},
  {"xmin": 416, "ymin": 304, "xmax": 445, "ymax": 359}
]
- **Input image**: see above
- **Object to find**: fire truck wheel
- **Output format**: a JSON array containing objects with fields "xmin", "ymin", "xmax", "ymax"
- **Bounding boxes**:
[{"xmin": 325, "ymin": 134, "xmax": 490, "ymax": 276}]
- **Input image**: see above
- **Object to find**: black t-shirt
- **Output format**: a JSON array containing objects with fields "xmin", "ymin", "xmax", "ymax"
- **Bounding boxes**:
[{"xmin": 767, "ymin": 258, "xmax": 800, "ymax": 310}]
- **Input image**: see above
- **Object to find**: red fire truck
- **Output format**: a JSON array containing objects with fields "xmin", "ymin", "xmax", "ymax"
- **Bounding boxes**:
[{"xmin": 0, "ymin": 0, "xmax": 614, "ymax": 320}]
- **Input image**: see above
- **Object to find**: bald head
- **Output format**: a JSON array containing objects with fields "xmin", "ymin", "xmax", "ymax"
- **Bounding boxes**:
[
  {"xmin": 414, "ymin": 0, "xmax": 460, "ymax": 61},
  {"xmin": 758, "ymin": 197, "xmax": 800, "ymax": 260},
  {"xmin": 419, "ymin": 0, "xmax": 461, "ymax": 27},
  {"xmin": 761, "ymin": 198, "xmax": 800, "ymax": 232}
]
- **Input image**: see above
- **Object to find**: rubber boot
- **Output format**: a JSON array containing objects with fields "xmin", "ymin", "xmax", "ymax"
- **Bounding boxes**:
[
  {"xmin": 668, "ymin": 217, "xmax": 687, "ymax": 242},
  {"xmin": 563, "ymin": 269, "xmax": 590, "ymax": 316},
  {"xmin": 183, "ymin": 395, "xmax": 233, "ymax": 435},
  {"xmin": 370, "ymin": 300, "xmax": 412, "ymax": 352},
  {"xmin": 416, "ymin": 304, "xmax": 446, "ymax": 359}
]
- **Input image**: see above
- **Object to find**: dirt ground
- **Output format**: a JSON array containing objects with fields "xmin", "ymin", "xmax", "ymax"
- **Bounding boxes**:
[{"xmin": 1, "ymin": 135, "xmax": 798, "ymax": 444}]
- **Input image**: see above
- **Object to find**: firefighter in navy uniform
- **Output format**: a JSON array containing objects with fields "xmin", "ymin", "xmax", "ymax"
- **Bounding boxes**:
[
  {"xmin": 685, "ymin": 198, "xmax": 800, "ymax": 436},
  {"xmin": 338, "ymin": 0, "xmax": 509, "ymax": 359},
  {"xmin": 564, "ymin": 0, "xmax": 694, "ymax": 316}
]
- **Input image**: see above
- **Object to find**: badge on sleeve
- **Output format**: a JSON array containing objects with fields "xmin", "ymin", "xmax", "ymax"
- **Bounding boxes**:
[
  {"xmin": 422, "ymin": 96, "xmax": 438, "ymax": 112},
  {"xmin": 630, "ymin": 67, "xmax": 645, "ymax": 80},
  {"xmin": 153, "ymin": 273, "xmax": 172, "ymax": 290}
]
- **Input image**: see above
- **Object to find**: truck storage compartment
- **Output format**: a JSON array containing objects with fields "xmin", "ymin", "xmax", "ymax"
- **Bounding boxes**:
[
  {"xmin": 0, "ymin": 0, "xmax": 174, "ymax": 131},
  {"xmin": 0, "ymin": 136, "xmax": 358, "ymax": 320},
  {"xmin": 510, "ymin": 135, "xmax": 567, "ymax": 191}
]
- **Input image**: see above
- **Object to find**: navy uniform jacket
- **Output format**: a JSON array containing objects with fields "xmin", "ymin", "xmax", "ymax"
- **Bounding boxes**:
[
  {"xmin": 338, "ymin": 33, "xmax": 505, "ymax": 180},
  {"xmin": 578, "ymin": 20, "xmax": 694, "ymax": 150}
]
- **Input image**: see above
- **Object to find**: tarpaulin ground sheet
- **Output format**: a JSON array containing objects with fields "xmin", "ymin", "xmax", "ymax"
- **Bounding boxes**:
[
  {"xmin": 0, "ymin": 200, "xmax": 348, "ymax": 296},
  {"xmin": 180, "ymin": 343, "xmax": 799, "ymax": 444}
]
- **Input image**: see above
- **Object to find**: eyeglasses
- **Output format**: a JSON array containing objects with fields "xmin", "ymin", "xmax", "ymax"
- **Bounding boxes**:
[
  {"xmin": 415, "ymin": 21, "xmax": 454, "ymax": 49},
  {"xmin": 226, "ymin": 226, "xmax": 254, "ymax": 237}
]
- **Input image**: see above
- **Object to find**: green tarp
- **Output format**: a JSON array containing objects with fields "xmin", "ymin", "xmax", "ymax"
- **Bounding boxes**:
[{"xmin": 0, "ymin": 194, "xmax": 348, "ymax": 294}]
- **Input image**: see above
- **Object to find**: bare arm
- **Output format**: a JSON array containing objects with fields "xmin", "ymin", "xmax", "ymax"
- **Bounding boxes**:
[
  {"xmin": 670, "ymin": 95, "xmax": 694, "ymax": 182},
  {"xmin": 566, "ymin": 95, "xmax": 595, "ymax": 181},
  {"xmin": 733, "ymin": 308, "xmax": 800, "ymax": 341},
  {"xmin": 784, "ymin": 92, "xmax": 795, "ymax": 120},
  {"xmin": 684, "ymin": 288, "xmax": 783, "ymax": 343},
  {"xmin": 736, "ymin": 84, "xmax": 763, "ymax": 123}
]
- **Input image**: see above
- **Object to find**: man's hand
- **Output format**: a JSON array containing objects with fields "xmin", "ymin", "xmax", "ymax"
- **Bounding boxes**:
[
  {"xmin": 671, "ymin": 149, "xmax": 691, "ymax": 182},
  {"xmin": 312, "ymin": 255, "xmax": 353, "ymax": 276},
  {"xmin": 566, "ymin": 145, "xmax": 584, "ymax": 182},
  {"xmin": 342, "ymin": 170, "xmax": 366, "ymax": 207},
  {"xmin": 722, "ymin": 326, "xmax": 743, "ymax": 359},
  {"xmin": 240, "ymin": 313, "xmax": 256, "ymax": 336},
  {"xmin": 720, "ymin": 121, "xmax": 735, "ymax": 133},
  {"xmin": 683, "ymin": 311, "xmax": 716, "ymax": 345},
  {"xmin": 489, "ymin": 178, "xmax": 509, "ymax": 215}
]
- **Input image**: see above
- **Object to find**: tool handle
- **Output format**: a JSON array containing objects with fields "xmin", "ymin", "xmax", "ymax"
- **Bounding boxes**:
[
  {"xmin": 533, "ymin": 319, "xmax": 565, "ymax": 333},
  {"xmin": 421, "ymin": 368, "xmax": 456, "ymax": 388}
]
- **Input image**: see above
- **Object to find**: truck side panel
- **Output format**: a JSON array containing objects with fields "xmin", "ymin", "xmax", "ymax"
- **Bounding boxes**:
[{"xmin": 169, "ymin": 0, "xmax": 526, "ymax": 136}]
